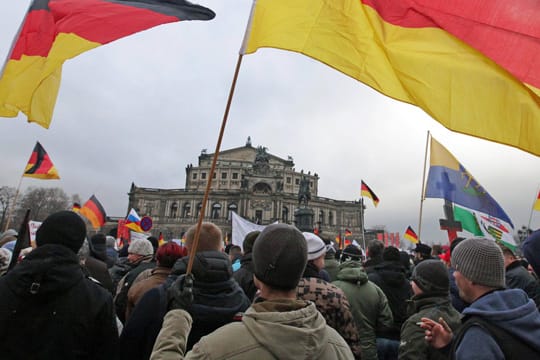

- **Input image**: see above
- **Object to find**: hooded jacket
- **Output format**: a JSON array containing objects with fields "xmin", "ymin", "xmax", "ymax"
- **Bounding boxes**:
[
  {"xmin": 150, "ymin": 299, "xmax": 354, "ymax": 360},
  {"xmin": 232, "ymin": 252, "xmax": 257, "ymax": 301},
  {"xmin": 333, "ymin": 261, "xmax": 394, "ymax": 360},
  {"xmin": 0, "ymin": 244, "xmax": 118, "ymax": 360},
  {"xmin": 119, "ymin": 251, "xmax": 250, "ymax": 360},
  {"xmin": 399, "ymin": 294, "xmax": 461, "ymax": 360},
  {"xmin": 454, "ymin": 288, "xmax": 540, "ymax": 359},
  {"xmin": 297, "ymin": 262, "xmax": 362, "ymax": 358},
  {"xmin": 368, "ymin": 260, "xmax": 413, "ymax": 339}
]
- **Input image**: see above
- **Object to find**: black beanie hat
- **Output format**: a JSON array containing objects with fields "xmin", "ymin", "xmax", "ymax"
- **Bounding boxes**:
[
  {"xmin": 243, "ymin": 230, "xmax": 260, "ymax": 254},
  {"xmin": 36, "ymin": 211, "xmax": 87, "ymax": 253},
  {"xmin": 411, "ymin": 259, "xmax": 449, "ymax": 294},
  {"xmin": 253, "ymin": 224, "xmax": 307, "ymax": 290}
]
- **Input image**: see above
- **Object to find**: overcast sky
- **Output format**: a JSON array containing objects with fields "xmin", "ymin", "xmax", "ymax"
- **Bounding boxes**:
[{"xmin": 1, "ymin": 0, "xmax": 539, "ymax": 245}]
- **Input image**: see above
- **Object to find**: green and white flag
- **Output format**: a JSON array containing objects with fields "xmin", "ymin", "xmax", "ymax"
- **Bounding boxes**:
[{"xmin": 453, "ymin": 205, "xmax": 516, "ymax": 250}]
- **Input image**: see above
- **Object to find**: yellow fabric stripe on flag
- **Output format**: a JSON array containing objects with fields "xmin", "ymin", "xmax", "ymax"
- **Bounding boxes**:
[
  {"xmin": 0, "ymin": 33, "xmax": 100, "ymax": 128},
  {"xmin": 241, "ymin": 0, "xmax": 540, "ymax": 156}
]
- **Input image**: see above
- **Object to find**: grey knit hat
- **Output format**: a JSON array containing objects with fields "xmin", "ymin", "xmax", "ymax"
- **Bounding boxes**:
[
  {"xmin": 128, "ymin": 239, "xmax": 154, "ymax": 256},
  {"xmin": 411, "ymin": 259, "xmax": 449, "ymax": 294},
  {"xmin": 451, "ymin": 237, "xmax": 505, "ymax": 288},
  {"xmin": 253, "ymin": 224, "xmax": 307, "ymax": 290}
]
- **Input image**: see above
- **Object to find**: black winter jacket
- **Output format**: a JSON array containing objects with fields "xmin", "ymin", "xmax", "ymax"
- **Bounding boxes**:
[{"xmin": 0, "ymin": 244, "xmax": 118, "ymax": 360}]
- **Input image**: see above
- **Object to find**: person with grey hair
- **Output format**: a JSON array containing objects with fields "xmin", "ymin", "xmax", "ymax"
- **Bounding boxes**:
[{"xmin": 421, "ymin": 237, "xmax": 540, "ymax": 359}]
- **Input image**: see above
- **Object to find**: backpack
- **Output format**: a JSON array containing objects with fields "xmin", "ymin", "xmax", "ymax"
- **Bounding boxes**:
[
  {"xmin": 453, "ymin": 315, "xmax": 540, "ymax": 359},
  {"xmin": 114, "ymin": 262, "xmax": 154, "ymax": 323}
]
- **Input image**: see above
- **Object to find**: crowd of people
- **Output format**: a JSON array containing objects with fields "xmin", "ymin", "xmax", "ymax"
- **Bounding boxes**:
[{"xmin": 1, "ymin": 210, "xmax": 540, "ymax": 359}]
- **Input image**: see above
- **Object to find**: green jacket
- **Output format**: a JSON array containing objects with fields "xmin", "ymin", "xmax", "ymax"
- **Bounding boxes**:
[
  {"xmin": 333, "ymin": 261, "xmax": 394, "ymax": 360},
  {"xmin": 150, "ymin": 299, "xmax": 354, "ymax": 360},
  {"xmin": 324, "ymin": 257, "xmax": 340, "ymax": 281},
  {"xmin": 398, "ymin": 295, "xmax": 462, "ymax": 360}
]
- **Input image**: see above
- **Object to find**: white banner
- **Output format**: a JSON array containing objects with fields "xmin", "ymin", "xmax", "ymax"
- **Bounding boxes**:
[
  {"xmin": 28, "ymin": 220, "xmax": 42, "ymax": 246},
  {"xmin": 231, "ymin": 212, "xmax": 268, "ymax": 250}
]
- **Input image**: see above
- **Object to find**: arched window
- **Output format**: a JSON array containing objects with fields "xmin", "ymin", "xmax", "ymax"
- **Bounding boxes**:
[
  {"xmin": 319, "ymin": 210, "xmax": 325, "ymax": 225},
  {"xmin": 182, "ymin": 202, "xmax": 191, "ymax": 218},
  {"xmin": 228, "ymin": 203, "xmax": 238, "ymax": 220},
  {"xmin": 282, "ymin": 206, "xmax": 289, "ymax": 222},
  {"xmin": 212, "ymin": 203, "xmax": 221, "ymax": 219},
  {"xmin": 196, "ymin": 202, "xmax": 202, "ymax": 218},
  {"xmin": 170, "ymin": 202, "xmax": 178, "ymax": 218},
  {"xmin": 329, "ymin": 211, "xmax": 334, "ymax": 226}
]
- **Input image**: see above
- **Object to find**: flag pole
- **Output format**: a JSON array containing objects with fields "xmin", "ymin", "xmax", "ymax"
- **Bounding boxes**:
[
  {"xmin": 186, "ymin": 54, "xmax": 245, "ymax": 276},
  {"xmin": 417, "ymin": 131, "xmax": 431, "ymax": 241},
  {"xmin": 3, "ymin": 175, "xmax": 24, "ymax": 232},
  {"xmin": 360, "ymin": 197, "xmax": 366, "ymax": 251},
  {"xmin": 527, "ymin": 185, "xmax": 540, "ymax": 231}
]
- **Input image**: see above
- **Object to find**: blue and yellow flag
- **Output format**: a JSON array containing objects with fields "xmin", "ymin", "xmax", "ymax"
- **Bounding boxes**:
[{"xmin": 425, "ymin": 137, "xmax": 513, "ymax": 227}]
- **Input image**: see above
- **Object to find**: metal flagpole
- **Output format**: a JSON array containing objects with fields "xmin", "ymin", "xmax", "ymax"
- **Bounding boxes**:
[
  {"xmin": 417, "ymin": 131, "xmax": 431, "ymax": 242},
  {"xmin": 360, "ymin": 197, "xmax": 366, "ymax": 251}
]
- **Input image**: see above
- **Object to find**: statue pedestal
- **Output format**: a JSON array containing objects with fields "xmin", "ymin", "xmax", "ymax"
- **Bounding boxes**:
[{"xmin": 294, "ymin": 207, "xmax": 314, "ymax": 232}]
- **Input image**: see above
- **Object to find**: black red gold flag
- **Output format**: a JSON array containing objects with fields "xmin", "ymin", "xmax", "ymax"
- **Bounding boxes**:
[
  {"xmin": 80, "ymin": 195, "xmax": 107, "ymax": 229},
  {"xmin": 23, "ymin": 141, "xmax": 60, "ymax": 179},
  {"xmin": 0, "ymin": 0, "xmax": 215, "ymax": 128}
]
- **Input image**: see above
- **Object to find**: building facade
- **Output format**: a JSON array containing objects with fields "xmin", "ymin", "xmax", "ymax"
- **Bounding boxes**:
[{"xmin": 127, "ymin": 140, "xmax": 365, "ymax": 242}]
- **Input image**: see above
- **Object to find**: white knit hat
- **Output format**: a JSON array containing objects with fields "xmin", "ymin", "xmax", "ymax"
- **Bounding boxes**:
[
  {"xmin": 128, "ymin": 239, "xmax": 154, "ymax": 256},
  {"xmin": 303, "ymin": 232, "xmax": 326, "ymax": 261}
]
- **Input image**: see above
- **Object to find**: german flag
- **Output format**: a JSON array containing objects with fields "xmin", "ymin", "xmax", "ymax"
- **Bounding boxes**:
[
  {"xmin": 72, "ymin": 202, "xmax": 81, "ymax": 213},
  {"xmin": 241, "ymin": 0, "xmax": 540, "ymax": 157},
  {"xmin": 0, "ymin": 0, "xmax": 215, "ymax": 128},
  {"xmin": 404, "ymin": 226, "xmax": 419, "ymax": 244},
  {"xmin": 23, "ymin": 142, "xmax": 60, "ymax": 179},
  {"xmin": 158, "ymin": 232, "xmax": 166, "ymax": 246},
  {"xmin": 345, "ymin": 229, "xmax": 352, "ymax": 237},
  {"xmin": 80, "ymin": 195, "xmax": 107, "ymax": 229},
  {"xmin": 361, "ymin": 181, "xmax": 379, "ymax": 207}
]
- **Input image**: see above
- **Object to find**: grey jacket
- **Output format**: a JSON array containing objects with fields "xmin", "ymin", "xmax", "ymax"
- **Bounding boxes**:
[{"xmin": 151, "ymin": 299, "xmax": 354, "ymax": 360}]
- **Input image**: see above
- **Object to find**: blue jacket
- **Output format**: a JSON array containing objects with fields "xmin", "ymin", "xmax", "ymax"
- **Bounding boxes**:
[{"xmin": 456, "ymin": 288, "xmax": 540, "ymax": 359}]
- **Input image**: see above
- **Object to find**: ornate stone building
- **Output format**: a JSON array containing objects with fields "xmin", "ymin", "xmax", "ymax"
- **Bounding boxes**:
[{"xmin": 127, "ymin": 139, "xmax": 364, "ymax": 241}]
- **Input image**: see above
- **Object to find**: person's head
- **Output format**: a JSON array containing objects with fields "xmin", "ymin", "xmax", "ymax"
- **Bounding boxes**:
[
  {"xmin": 451, "ymin": 237, "xmax": 505, "ymax": 303},
  {"xmin": 89, "ymin": 233, "xmax": 107, "ymax": 261},
  {"xmin": 414, "ymin": 243, "xmax": 432, "ymax": 261},
  {"xmin": 252, "ymin": 224, "xmax": 307, "ymax": 298},
  {"xmin": 0, "ymin": 229, "xmax": 17, "ymax": 246},
  {"xmin": 105, "ymin": 235, "xmax": 116, "ymax": 249},
  {"xmin": 0, "ymin": 248, "xmax": 12, "ymax": 276},
  {"xmin": 382, "ymin": 246, "xmax": 401, "ymax": 263},
  {"xmin": 185, "ymin": 222, "xmax": 223, "ymax": 253},
  {"xmin": 340, "ymin": 244, "xmax": 362, "ymax": 263},
  {"xmin": 303, "ymin": 232, "xmax": 327, "ymax": 270},
  {"xmin": 127, "ymin": 238, "xmax": 154, "ymax": 264},
  {"xmin": 522, "ymin": 229, "xmax": 540, "ymax": 278},
  {"xmin": 367, "ymin": 239, "xmax": 384, "ymax": 259},
  {"xmin": 36, "ymin": 211, "xmax": 87, "ymax": 253},
  {"xmin": 146, "ymin": 236, "xmax": 159, "ymax": 254},
  {"xmin": 410, "ymin": 259, "xmax": 449, "ymax": 296},
  {"xmin": 156, "ymin": 242, "xmax": 184, "ymax": 268},
  {"xmin": 242, "ymin": 231, "xmax": 260, "ymax": 255},
  {"xmin": 500, "ymin": 244, "xmax": 517, "ymax": 268},
  {"xmin": 228, "ymin": 245, "xmax": 242, "ymax": 262}
]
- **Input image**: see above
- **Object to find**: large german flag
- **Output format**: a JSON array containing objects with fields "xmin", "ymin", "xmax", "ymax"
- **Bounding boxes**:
[
  {"xmin": 80, "ymin": 194, "xmax": 107, "ymax": 229},
  {"xmin": 23, "ymin": 141, "xmax": 60, "ymax": 179},
  {"xmin": 0, "ymin": 0, "xmax": 215, "ymax": 128},
  {"xmin": 241, "ymin": 0, "xmax": 540, "ymax": 156}
]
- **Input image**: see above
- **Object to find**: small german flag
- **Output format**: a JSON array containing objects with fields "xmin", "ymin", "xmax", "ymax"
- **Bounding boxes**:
[
  {"xmin": 23, "ymin": 142, "xmax": 60, "ymax": 179},
  {"xmin": 80, "ymin": 195, "xmax": 107, "ymax": 229},
  {"xmin": 158, "ymin": 232, "xmax": 166, "ymax": 246},
  {"xmin": 345, "ymin": 229, "xmax": 352, "ymax": 237},
  {"xmin": 361, "ymin": 180, "xmax": 379, "ymax": 207},
  {"xmin": 72, "ymin": 202, "xmax": 81, "ymax": 213},
  {"xmin": 404, "ymin": 226, "xmax": 419, "ymax": 244}
]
